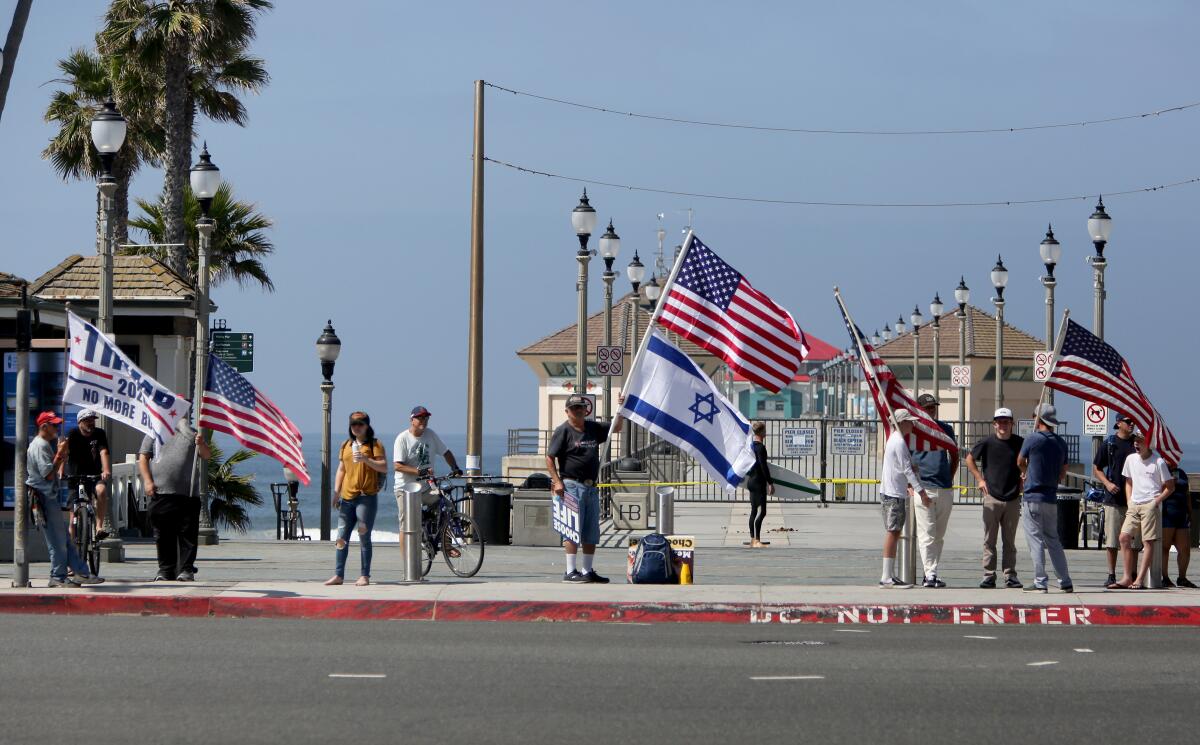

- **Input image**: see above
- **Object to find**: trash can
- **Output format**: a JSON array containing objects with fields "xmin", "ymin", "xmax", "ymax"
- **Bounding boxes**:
[
  {"xmin": 1057, "ymin": 492, "xmax": 1081, "ymax": 550},
  {"xmin": 472, "ymin": 481, "xmax": 514, "ymax": 545}
]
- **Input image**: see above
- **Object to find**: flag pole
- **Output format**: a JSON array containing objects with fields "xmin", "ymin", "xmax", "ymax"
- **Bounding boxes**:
[
  {"xmin": 1035, "ymin": 308, "xmax": 1071, "ymax": 415},
  {"xmin": 834, "ymin": 287, "xmax": 899, "ymax": 427},
  {"xmin": 60, "ymin": 302, "xmax": 71, "ymax": 428}
]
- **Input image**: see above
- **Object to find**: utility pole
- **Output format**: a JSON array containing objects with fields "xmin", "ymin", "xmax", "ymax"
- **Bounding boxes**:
[{"xmin": 466, "ymin": 80, "xmax": 485, "ymax": 475}]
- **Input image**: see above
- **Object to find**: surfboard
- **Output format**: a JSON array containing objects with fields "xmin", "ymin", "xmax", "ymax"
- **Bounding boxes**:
[{"xmin": 766, "ymin": 462, "xmax": 820, "ymax": 501}]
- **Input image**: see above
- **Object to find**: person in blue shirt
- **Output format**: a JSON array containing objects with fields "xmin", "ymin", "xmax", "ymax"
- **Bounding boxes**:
[
  {"xmin": 1016, "ymin": 404, "xmax": 1073, "ymax": 593},
  {"xmin": 910, "ymin": 394, "xmax": 958, "ymax": 588}
]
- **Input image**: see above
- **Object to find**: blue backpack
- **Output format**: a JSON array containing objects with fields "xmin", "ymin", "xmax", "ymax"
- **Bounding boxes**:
[{"xmin": 632, "ymin": 533, "xmax": 676, "ymax": 584}]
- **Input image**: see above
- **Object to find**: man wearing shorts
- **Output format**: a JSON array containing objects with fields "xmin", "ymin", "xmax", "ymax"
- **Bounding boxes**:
[
  {"xmin": 878, "ymin": 409, "xmax": 926, "ymax": 588},
  {"xmin": 1108, "ymin": 428, "xmax": 1174, "ymax": 590},
  {"xmin": 1092, "ymin": 415, "xmax": 1138, "ymax": 586},
  {"xmin": 545, "ymin": 394, "xmax": 623, "ymax": 583}
]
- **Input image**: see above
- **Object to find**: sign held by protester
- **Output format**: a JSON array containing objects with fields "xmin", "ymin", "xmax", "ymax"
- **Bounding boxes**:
[{"xmin": 552, "ymin": 490, "xmax": 581, "ymax": 544}]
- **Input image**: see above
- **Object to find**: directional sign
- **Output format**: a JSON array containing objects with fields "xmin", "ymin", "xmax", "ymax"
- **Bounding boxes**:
[
  {"xmin": 950, "ymin": 365, "xmax": 971, "ymax": 388},
  {"xmin": 1032, "ymin": 351, "xmax": 1055, "ymax": 382},
  {"xmin": 596, "ymin": 345, "xmax": 624, "ymax": 376},
  {"xmin": 211, "ymin": 331, "xmax": 254, "ymax": 373},
  {"xmin": 1083, "ymin": 401, "xmax": 1109, "ymax": 436}
]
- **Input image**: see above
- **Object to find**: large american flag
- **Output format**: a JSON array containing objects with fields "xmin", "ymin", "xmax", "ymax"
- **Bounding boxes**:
[
  {"xmin": 656, "ymin": 234, "xmax": 810, "ymax": 392},
  {"xmin": 836, "ymin": 293, "xmax": 957, "ymax": 453},
  {"xmin": 199, "ymin": 354, "xmax": 311, "ymax": 484},
  {"xmin": 1046, "ymin": 319, "xmax": 1182, "ymax": 466}
]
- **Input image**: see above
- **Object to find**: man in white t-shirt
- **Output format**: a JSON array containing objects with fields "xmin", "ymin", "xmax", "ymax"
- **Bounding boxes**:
[
  {"xmin": 878, "ymin": 409, "xmax": 927, "ymax": 589},
  {"xmin": 393, "ymin": 406, "xmax": 461, "ymax": 551},
  {"xmin": 1110, "ymin": 428, "xmax": 1174, "ymax": 590}
]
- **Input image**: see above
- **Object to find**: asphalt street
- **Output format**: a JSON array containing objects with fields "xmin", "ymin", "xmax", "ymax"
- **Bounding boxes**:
[{"xmin": 1, "ymin": 617, "xmax": 1195, "ymax": 745}]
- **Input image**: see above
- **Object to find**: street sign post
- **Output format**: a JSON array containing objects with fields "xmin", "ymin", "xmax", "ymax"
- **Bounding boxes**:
[
  {"xmin": 949, "ymin": 365, "xmax": 971, "ymax": 388},
  {"xmin": 1032, "ymin": 351, "xmax": 1055, "ymax": 382},
  {"xmin": 1083, "ymin": 401, "xmax": 1109, "ymax": 436},
  {"xmin": 596, "ymin": 345, "xmax": 624, "ymax": 376},
  {"xmin": 212, "ymin": 331, "xmax": 254, "ymax": 373}
]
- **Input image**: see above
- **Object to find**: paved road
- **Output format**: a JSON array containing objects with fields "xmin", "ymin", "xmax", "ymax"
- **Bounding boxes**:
[{"xmin": 2, "ymin": 616, "xmax": 1194, "ymax": 744}]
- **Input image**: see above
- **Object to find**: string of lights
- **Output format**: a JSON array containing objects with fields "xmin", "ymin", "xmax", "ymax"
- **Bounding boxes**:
[
  {"xmin": 483, "ymin": 156, "xmax": 1200, "ymax": 208},
  {"xmin": 484, "ymin": 81, "xmax": 1200, "ymax": 136}
]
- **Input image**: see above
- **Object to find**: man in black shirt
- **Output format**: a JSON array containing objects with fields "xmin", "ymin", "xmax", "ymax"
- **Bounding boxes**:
[
  {"xmin": 965, "ymin": 408, "xmax": 1024, "ymax": 589},
  {"xmin": 545, "ymin": 394, "xmax": 624, "ymax": 583},
  {"xmin": 65, "ymin": 409, "xmax": 111, "ymax": 540},
  {"xmin": 1092, "ymin": 415, "xmax": 1137, "ymax": 586}
]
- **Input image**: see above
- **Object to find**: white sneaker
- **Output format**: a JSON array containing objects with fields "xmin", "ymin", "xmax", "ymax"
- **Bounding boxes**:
[{"xmin": 879, "ymin": 576, "xmax": 913, "ymax": 589}]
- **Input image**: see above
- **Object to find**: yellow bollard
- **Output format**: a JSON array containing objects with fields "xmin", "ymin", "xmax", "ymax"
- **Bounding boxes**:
[{"xmin": 680, "ymin": 562, "xmax": 692, "ymax": 585}]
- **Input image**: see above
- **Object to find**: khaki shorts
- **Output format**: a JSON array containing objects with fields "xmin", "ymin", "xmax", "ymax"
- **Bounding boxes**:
[{"xmin": 1121, "ymin": 502, "xmax": 1161, "ymax": 543}]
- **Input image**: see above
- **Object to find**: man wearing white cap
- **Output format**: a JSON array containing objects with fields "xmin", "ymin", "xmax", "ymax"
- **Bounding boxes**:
[
  {"xmin": 65, "ymin": 408, "xmax": 111, "ymax": 540},
  {"xmin": 1016, "ymin": 403, "xmax": 1073, "ymax": 593},
  {"xmin": 878, "ymin": 409, "xmax": 927, "ymax": 588},
  {"xmin": 966, "ymin": 408, "xmax": 1024, "ymax": 588}
]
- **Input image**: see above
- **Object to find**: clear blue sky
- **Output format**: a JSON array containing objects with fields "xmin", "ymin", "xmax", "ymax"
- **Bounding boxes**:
[{"xmin": 3, "ymin": 2, "xmax": 1197, "ymax": 442}]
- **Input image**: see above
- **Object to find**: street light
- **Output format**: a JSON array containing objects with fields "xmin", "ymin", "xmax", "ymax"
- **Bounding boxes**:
[
  {"xmin": 930, "ymin": 293, "xmax": 943, "ymax": 408},
  {"xmin": 991, "ymin": 256, "xmax": 1009, "ymax": 408},
  {"xmin": 895, "ymin": 316, "xmax": 906, "ymax": 336},
  {"xmin": 644, "ymin": 275, "xmax": 662, "ymax": 307},
  {"xmin": 622, "ymin": 250, "xmax": 646, "ymax": 459},
  {"xmin": 316, "ymin": 320, "xmax": 341, "ymax": 541},
  {"xmin": 1039, "ymin": 224, "xmax": 1061, "ymax": 404},
  {"xmin": 910, "ymin": 305, "xmax": 923, "ymax": 395},
  {"xmin": 954, "ymin": 277, "xmax": 969, "ymax": 430},
  {"xmin": 598, "ymin": 220, "xmax": 621, "ymax": 422},
  {"xmin": 571, "ymin": 190, "xmax": 597, "ymax": 403},
  {"xmin": 882, "ymin": 323, "xmax": 892, "ymax": 342},
  {"xmin": 90, "ymin": 98, "xmax": 126, "ymax": 560},
  {"xmin": 190, "ymin": 143, "xmax": 221, "ymax": 546},
  {"xmin": 1087, "ymin": 196, "xmax": 1111, "ymax": 339},
  {"xmin": 871, "ymin": 330, "xmax": 881, "ymax": 346}
]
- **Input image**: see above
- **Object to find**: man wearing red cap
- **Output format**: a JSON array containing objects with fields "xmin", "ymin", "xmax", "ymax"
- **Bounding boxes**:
[{"xmin": 25, "ymin": 412, "xmax": 103, "ymax": 587}]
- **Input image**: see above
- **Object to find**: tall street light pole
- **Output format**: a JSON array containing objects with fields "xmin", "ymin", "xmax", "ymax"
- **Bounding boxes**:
[
  {"xmin": 910, "ymin": 306, "xmax": 924, "ymax": 396},
  {"xmin": 954, "ymin": 277, "xmax": 969, "ymax": 434},
  {"xmin": 90, "ymin": 98, "xmax": 126, "ymax": 559},
  {"xmin": 571, "ymin": 191, "xmax": 597, "ymax": 404},
  {"xmin": 1086, "ymin": 198, "xmax": 1112, "ymax": 480},
  {"xmin": 624, "ymin": 251, "xmax": 645, "ymax": 458},
  {"xmin": 991, "ymin": 256, "xmax": 1009, "ymax": 409},
  {"xmin": 1039, "ymin": 225, "xmax": 1061, "ymax": 405},
  {"xmin": 466, "ymin": 80, "xmax": 485, "ymax": 476},
  {"xmin": 598, "ymin": 220, "xmax": 621, "ymax": 422},
  {"xmin": 316, "ymin": 321, "xmax": 341, "ymax": 541},
  {"xmin": 930, "ymin": 293, "xmax": 943, "ymax": 410},
  {"xmin": 190, "ymin": 143, "xmax": 221, "ymax": 545}
]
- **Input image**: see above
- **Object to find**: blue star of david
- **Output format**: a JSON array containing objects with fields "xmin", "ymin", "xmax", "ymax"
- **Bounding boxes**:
[{"xmin": 689, "ymin": 392, "xmax": 720, "ymax": 425}]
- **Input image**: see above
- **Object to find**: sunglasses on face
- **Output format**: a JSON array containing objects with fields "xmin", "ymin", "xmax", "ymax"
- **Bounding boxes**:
[
  {"xmin": 351, "ymin": 421, "xmax": 367, "ymax": 427},
  {"xmin": 568, "ymin": 405, "xmax": 587, "ymax": 411}
]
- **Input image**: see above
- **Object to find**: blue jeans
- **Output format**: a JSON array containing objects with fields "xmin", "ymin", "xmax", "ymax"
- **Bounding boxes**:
[
  {"xmin": 1022, "ymin": 501, "xmax": 1072, "ymax": 589},
  {"xmin": 334, "ymin": 493, "xmax": 378, "ymax": 578},
  {"xmin": 563, "ymin": 480, "xmax": 601, "ymax": 545},
  {"xmin": 40, "ymin": 502, "xmax": 91, "ymax": 581}
]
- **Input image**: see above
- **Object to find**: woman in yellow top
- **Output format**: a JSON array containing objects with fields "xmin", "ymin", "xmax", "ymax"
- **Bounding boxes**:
[{"xmin": 324, "ymin": 412, "xmax": 388, "ymax": 586}]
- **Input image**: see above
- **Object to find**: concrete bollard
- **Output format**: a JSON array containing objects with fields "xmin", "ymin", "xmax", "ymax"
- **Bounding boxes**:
[
  {"xmin": 400, "ymin": 482, "xmax": 425, "ymax": 583},
  {"xmin": 656, "ymin": 486, "xmax": 675, "ymax": 536}
]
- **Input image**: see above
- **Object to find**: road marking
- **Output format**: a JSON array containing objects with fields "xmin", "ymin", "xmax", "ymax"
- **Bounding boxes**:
[
  {"xmin": 964, "ymin": 635, "xmax": 997, "ymax": 640},
  {"xmin": 329, "ymin": 674, "xmax": 386, "ymax": 679},
  {"xmin": 750, "ymin": 675, "xmax": 825, "ymax": 681},
  {"xmin": 1074, "ymin": 648, "xmax": 1094, "ymax": 653},
  {"xmin": 836, "ymin": 629, "xmax": 870, "ymax": 633},
  {"xmin": 1026, "ymin": 661, "xmax": 1059, "ymax": 667}
]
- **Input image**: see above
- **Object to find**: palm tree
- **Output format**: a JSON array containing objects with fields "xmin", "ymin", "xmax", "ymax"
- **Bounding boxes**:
[
  {"xmin": 100, "ymin": 0, "xmax": 272, "ymax": 276},
  {"xmin": 205, "ymin": 432, "xmax": 262, "ymax": 533},
  {"xmin": 127, "ymin": 181, "xmax": 275, "ymax": 291}
]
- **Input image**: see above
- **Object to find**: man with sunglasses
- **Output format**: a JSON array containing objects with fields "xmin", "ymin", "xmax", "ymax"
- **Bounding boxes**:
[
  {"xmin": 546, "ymin": 394, "xmax": 623, "ymax": 583},
  {"xmin": 1092, "ymin": 414, "xmax": 1138, "ymax": 586}
]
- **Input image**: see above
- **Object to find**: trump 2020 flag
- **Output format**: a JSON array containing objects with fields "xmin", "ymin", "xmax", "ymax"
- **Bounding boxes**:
[
  {"xmin": 620, "ymin": 329, "xmax": 756, "ymax": 490},
  {"xmin": 62, "ymin": 311, "xmax": 191, "ymax": 446}
]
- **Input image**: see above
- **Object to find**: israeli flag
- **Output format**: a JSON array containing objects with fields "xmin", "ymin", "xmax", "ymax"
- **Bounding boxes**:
[{"xmin": 620, "ymin": 330, "xmax": 756, "ymax": 490}]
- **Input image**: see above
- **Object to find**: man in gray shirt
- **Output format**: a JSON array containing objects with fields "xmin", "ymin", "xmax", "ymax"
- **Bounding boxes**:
[{"xmin": 138, "ymin": 420, "xmax": 210, "ymax": 581}]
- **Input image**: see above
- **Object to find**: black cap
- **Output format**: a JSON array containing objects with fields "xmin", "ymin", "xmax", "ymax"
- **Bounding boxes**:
[{"xmin": 566, "ymin": 394, "xmax": 589, "ymax": 408}]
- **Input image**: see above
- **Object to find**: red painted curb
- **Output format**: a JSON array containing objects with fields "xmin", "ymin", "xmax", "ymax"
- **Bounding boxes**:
[{"xmin": 2, "ymin": 594, "xmax": 1199, "ymax": 626}]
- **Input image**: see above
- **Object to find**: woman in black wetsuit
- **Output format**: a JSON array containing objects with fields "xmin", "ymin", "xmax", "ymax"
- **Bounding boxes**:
[{"xmin": 746, "ymin": 422, "xmax": 774, "ymax": 548}]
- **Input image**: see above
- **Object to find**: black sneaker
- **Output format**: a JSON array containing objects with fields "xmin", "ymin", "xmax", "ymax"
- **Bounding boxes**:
[
  {"xmin": 581, "ymin": 570, "xmax": 610, "ymax": 584},
  {"xmin": 922, "ymin": 576, "xmax": 936, "ymax": 588},
  {"xmin": 980, "ymin": 575, "xmax": 997, "ymax": 589},
  {"xmin": 1060, "ymin": 584, "xmax": 1074, "ymax": 594},
  {"xmin": 879, "ymin": 577, "xmax": 913, "ymax": 589},
  {"xmin": 1005, "ymin": 576, "xmax": 1024, "ymax": 589},
  {"xmin": 1023, "ymin": 585, "xmax": 1048, "ymax": 594},
  {"xmin": 1162, "ymin": 576, "xmax": 1176, "ymax": 589},
  {"xmin": 1104, "ymin": 573, "xmax": 1117, "ymax": 588},
  {"xmin": 153, "ymin": 573, "xmax": 174, "ymax": 582},
  {"xmin": 562, "ymin": 571, "xmax": 588, "ymax": 583}
]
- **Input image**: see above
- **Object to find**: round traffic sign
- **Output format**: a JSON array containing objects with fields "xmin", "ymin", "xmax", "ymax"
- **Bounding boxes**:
[{"xmin": 1086, "ymin": 403, "xmax": 1106, "ymax": 424}]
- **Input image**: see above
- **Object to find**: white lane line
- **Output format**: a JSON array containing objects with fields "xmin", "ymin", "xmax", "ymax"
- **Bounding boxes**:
[
  {"xmin": 964, "ymin": 635, "xmax": 997, "ymax": 640},
  {"xmin": 1026, "ymin": 661, "xmax": 1059, "ymax": 667},
  {"xmin": 750, "ymin": 675, "xmax": 825, "ymax": 681},
  {"xmin": 836, "ymin": 629, "xmax": 871, "ymax": 633},
  {"xmin": 329, "ymin": 674, "xmax": 387, "ymax": 679},
  {"xmin": 1074, "ymin": 648, "xmax": 1094, "ymax": 653}
]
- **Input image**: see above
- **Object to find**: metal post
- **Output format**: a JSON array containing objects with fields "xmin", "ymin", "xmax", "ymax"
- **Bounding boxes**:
[
  {"xmin": 575, "ymin": 241, "xmax": 591, "ymax": 402},
  {"xmin": 626, "ymin": 298, "xmax": 640, "ymax": 458},
  {"xmin": 602, "ymin": 269, "xmax": 614, "ymax": 422},
  {"xmin": 901, "ymin": 495, "xmax": 917, "ymax": 585},
  {"xmin": 932, "ymin": 321, "xmax": 941, "ymax": 406},
  {"xmin": 656, "ymin": 485, "xmax": 674, "ymax": 535},
  {"xmin": 401, "ymin": 485, "xmax": 423, "ymax": 583},
  {"xmin": 958, "ymin": 306, "xmax": 967, "ymax": 443},
  {"xmin": 912, "ymin": 327, "xmax": 920, "ymax": 396},
  {"xmin": 11, "ymin": 296, "xmax": 31, "ymax": 587},
  {"xmin": 194, "ymin": 219, "xmax": 218, "ymax": 545},
  {"xmin": 465, "ymin": 79, "xmax": 485, "ymax": 476},
  {"xmin": 994, "ymin": 299, "xmax": 1005, "ymax": 409},
  {"xmin": 1043, "ymin": 273, "xmax": 1056, "ymax": 406},
  {"xmin": 320, "ymin": 381, "xmax": 334, "ymax": 541},
  {"xmin": 96, "ymin": 176, "xmax": 125, "ymax": 560}
]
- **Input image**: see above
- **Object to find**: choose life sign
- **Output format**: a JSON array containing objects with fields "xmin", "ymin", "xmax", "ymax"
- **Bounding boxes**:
[
  {"xmin": 62, "ymin": 312, "xmax": 191, "ymax": 447},
  {"xmin": 552, "ymin": 490, "xmax": 581, "ymax": 544}
]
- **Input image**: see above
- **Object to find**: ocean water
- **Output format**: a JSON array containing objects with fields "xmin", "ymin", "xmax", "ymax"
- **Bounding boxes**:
[{"xmin": 213, "ymin": 431, "xmax": 507, "ymax": 540}]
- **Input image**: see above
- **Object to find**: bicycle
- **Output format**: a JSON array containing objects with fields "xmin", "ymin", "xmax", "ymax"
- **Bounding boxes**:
[
  {"xmin": 414, "ymin": 474, "xmax": 485, "ymax": 578},
  {"xmin": 68, "ymin": 475, "xmax": 103, "ymax": 576}
]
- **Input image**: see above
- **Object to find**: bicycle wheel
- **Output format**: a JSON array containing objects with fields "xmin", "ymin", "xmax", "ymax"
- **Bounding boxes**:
[
  {"xmin": 72, "ymin": 506, "xmax": 87, "ymax": 558},
  {"xmin": 87, "ymin": 511, "xmax": 101, "ymax": 576},
  {"xmin": 419, "ymin": 534, "xmax": 435, "ymax": 577},
  {"xmin": 441, "ymin": 511, "xmax": 484, "ymax": 578}
]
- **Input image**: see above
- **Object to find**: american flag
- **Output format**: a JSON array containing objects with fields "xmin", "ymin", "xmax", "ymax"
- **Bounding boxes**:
[
  {"xmin": 1046, "ymin": 319, "xmax": 1182, "ymax": 466},
  {"xmin": 199, "ymin": 354, "xmax": 311, "ymax": 484},
  {"xmin": 835, "ymin": 293, "xmax": 957, "ymax": 453},
  {"xmin": 656, "ymin": 234, "xmax": 810, "ymax": 392}
]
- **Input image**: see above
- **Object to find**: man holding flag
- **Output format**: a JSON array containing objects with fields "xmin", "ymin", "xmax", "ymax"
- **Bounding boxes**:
[{"xmin": 138, "ymin": 420, "xmax": 210, "ymax": 582}]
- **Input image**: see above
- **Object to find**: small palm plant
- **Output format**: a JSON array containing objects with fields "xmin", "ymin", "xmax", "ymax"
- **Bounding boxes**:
[{"xmin": 205, "ymin": 432, "xmax": 263, "ymax": 533}]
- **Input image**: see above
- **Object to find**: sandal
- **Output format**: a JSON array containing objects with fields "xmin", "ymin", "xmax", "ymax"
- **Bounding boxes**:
[
  {"xmin": 1106, "ymin": 581, "xmax": 1132, "ymax": 590},
  {"xmin": 1129, "ymin": 584, "xmax": 1145, "ymax": 590}
]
